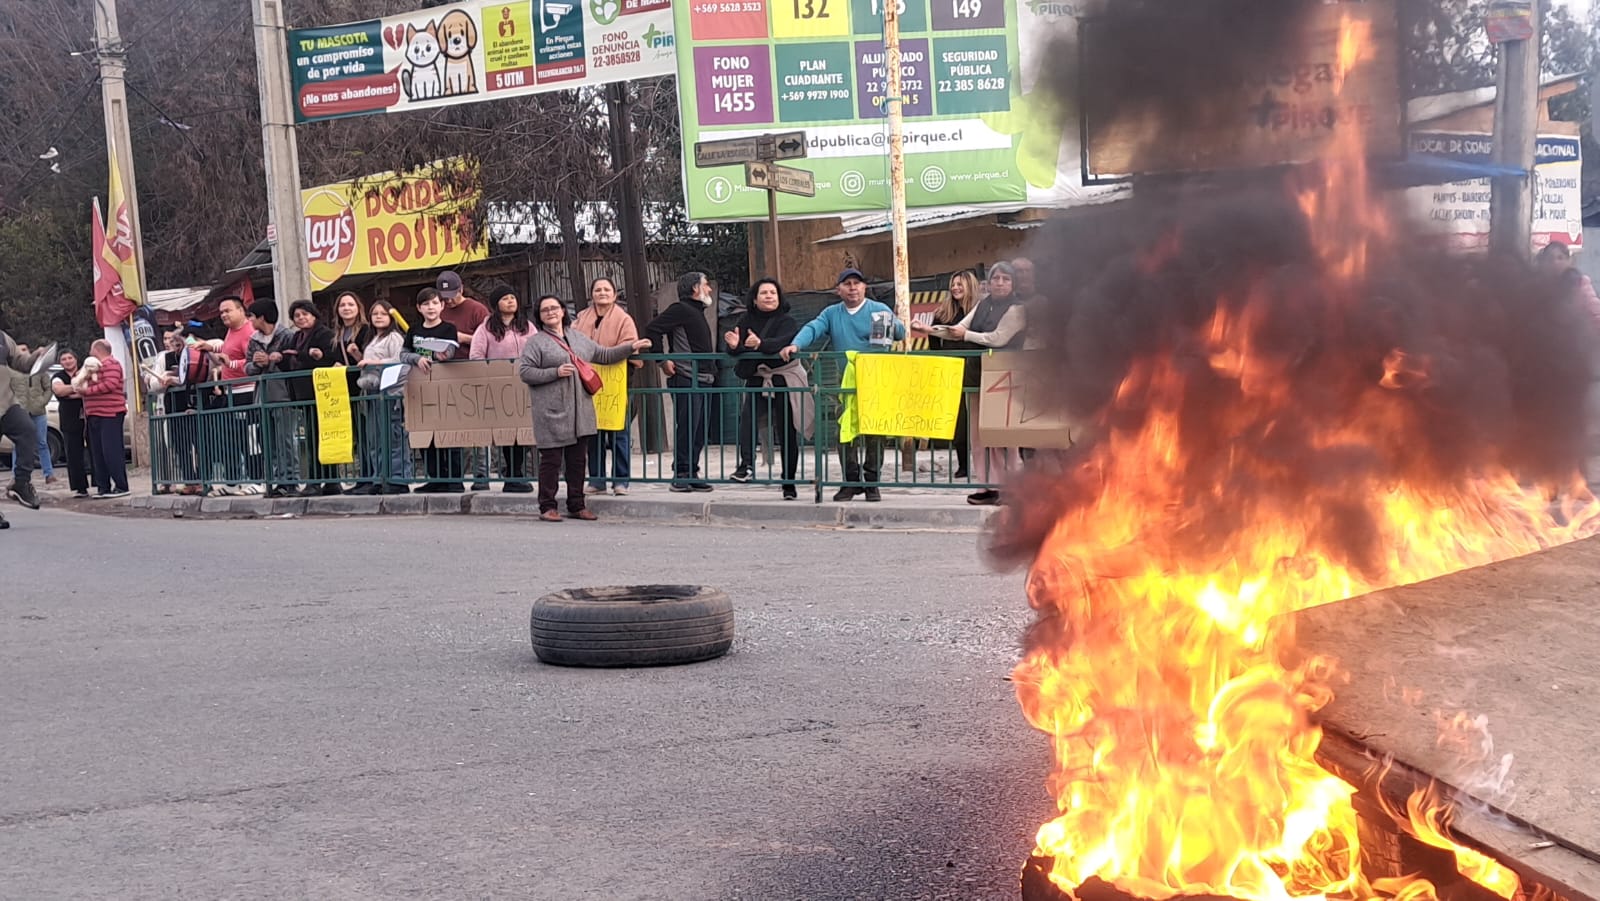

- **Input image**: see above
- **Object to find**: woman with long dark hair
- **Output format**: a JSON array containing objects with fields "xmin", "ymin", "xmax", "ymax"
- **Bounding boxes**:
[
  {"xmin": 283, "ymin": 300, "xmax": 339, "ymax": 495},
  {"xmin": 470, "ymin": 284, "xmax": 534, "ymax": 491},
  {"xmin": 726, "ymin": 277, "xmax": 811, "ymax": 499},
  {"xmin": 328, "ymin": 291, "xmax": 374, "ymax": 492},
  {"xmin": 518, "ymin": 294, "xmax": 651, "ymax": 521}
]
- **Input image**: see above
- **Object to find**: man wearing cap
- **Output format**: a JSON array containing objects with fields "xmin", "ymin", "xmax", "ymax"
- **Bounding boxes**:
[
  {"xmin": 435, "ymin": 270, "xmax": 492, "ymax": 488},
  {"xmin": 779, "ymin": 268, "xmax": 905, "ymax": 502}
]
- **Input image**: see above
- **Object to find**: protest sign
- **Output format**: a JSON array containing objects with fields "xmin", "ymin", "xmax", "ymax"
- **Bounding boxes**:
[
  {"xmin": 853, "ymin": 353, "xmax": 963, "ymax": 440},
  {"xmin": 290, "ymin": 0, "xmax": 676, "ymax": 124},
  {"xmin": 976, "ymin": 351, "xmax": 1075, "ymax": 448},
  {"xmin": 591, "ymin": 361, "xmax": 628, "ymax": 432},
  {"xmin": 312, "ymin": 367, "xmax": 356, "ymax": 464},
  {"xmin": 403, "ymin": 360, "xmax": 535, "ymax": 448}
]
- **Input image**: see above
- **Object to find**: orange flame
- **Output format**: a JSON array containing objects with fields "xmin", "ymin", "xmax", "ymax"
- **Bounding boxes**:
[{"xmin": 1014, "ymin": 11, "xmax": 1596, "ymax": 901}]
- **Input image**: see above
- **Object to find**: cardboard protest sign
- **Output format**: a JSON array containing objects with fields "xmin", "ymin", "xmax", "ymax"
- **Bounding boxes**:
[
  {"xmin": 591, "ymin": 361, "xmax": 628, "ymax": 432},
  {"xmin": 403, "ymin": 359, "xmax": 535, "ymax": 449},
  {"xmin": 312, "ymin": 367, "xmax": 356, "ymax": 464},
  {"xmin": 853, "ymin": 353, "xmax": 964, "ymax": 441},
  {"xmin": 976, "ymin": 351, "xmax": 1076, "ymax": 448}
]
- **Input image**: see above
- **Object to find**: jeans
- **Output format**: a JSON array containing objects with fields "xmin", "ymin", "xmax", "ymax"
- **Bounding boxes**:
[
  {"xmin": 537, "ymin": 443, "xmax": 587, "ymax": 513},
  {"xmin": 587, "ymin": 428, "xmax": 631, "ymax": 490},
  {"xmin": 670, "ymin": 383, "xmax": 708, "ymax": 481},
  {"xmin": 837, "ymin": 434, "xmax": 884, "ymax": 485},
  {"xmin": 1, "ymin": 404, "xmax": 36, "ymax": 482},
  {"xmin": 87, "ymin": 413, "xmax": 128, "ymax": 494},
  {"xmin": 362, "ymin": 393, "xmax": 412, "ymax": 485},
  {"xmin": 10, "ymin": 412, "xmax": 51, "ymax": 480},
  {"xmin": 264, "ymin": 400, "xmax": 301, "ymax": 487}
]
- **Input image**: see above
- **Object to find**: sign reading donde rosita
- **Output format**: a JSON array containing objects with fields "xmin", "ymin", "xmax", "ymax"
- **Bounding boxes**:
[
  {"xmin": 302, "ymin": 161, "xmax": 488, "ymax": 291},
  {"xmin": 289, "ymin": 0, "xmax": 676, "ymax": 124}
]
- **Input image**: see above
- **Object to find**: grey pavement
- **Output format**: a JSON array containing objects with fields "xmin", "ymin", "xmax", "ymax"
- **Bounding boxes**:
[{"xmin": 1, "ymin": 508, "xmax": 1048, "ymax": 899}]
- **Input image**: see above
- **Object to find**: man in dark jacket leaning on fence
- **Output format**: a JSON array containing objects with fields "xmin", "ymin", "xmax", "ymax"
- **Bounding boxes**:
[
  {"xmin": 644, "ymin": 272, "xmax": 717, "ymax": 492},
  {"xmin": 245, "ymin": 300, "xmax": 301, "ymax": 497}
]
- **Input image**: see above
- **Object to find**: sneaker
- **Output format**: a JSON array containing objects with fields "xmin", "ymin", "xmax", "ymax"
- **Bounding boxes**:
[
  {"xmin": 612, "ymin": 486, "xmax": 628, "ymax": 496},
  {"xmin": 689, "ymin": 482, "xmax": 714, "ymax": 492},
  {"xmin": 832, "ymin": 486, "xmax": 859, "ymax": 502},
  {"xmin": 471, "ymin": 482, "xmax": 490, "ymax": 491},
  {"xmin": 570, "ymin": 509, "xmax": 598, "ymax": 521},
  {"xmin": 99, "ymin": 489, "xmax": 130, "ymax": 500},
  {"xmin": 7, "ymin": 481, "xmax": 40, "ymax": 510},
  {"xmin": 72, "ymin": 490, "xmax": 90, "ymax": 499},
  {"xmin": 45, "ymin": 475, "xmax": 58, "ymax": 485},
  {"xmin": 730, "ymin": 467, "xmax": 752, "ymax": 483},
  {"xmin": 237, "ymin": 484, "xmax": 264, "ymax": 496},
  {"xmin": 863, "ymin": 487, "xmax": 882, "ymax": 502},
  {"xmin": 380, "ymin": 483, "xmax": 412, "ymax": 495},
  {"xmin": 669, "ymin": 481, "xmax": 694, "ymax": 493},
  {"xmin": 588, "ymin": 483, "xmax": 607, "ymax": 494},
  {"xmin": 503, "ymin": 482, "xmax": 534, "ymax": 493},
  {"xmin": 539, "ymin": 510, "xmax": 562, "ymax": 522}
]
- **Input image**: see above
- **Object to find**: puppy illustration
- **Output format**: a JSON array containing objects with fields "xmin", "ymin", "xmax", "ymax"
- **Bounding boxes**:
[
  {"xmin": 439, "ymin": 9, "xmax": 478, "ymax": 97},
  {"xmin": 399, "ymin": 21, "xmax": 444, "ymax": 102}
]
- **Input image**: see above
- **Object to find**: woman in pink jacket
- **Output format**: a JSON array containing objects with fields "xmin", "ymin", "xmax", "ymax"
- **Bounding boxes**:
[{"xmin": 469, "ymin": 285, "xmax": 535, "ymax": 491}]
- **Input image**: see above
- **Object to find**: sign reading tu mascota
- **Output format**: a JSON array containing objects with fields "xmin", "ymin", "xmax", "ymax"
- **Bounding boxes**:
[{"xmin": 289, "ymin": 0, "xmax": 676, "ymax": 123}]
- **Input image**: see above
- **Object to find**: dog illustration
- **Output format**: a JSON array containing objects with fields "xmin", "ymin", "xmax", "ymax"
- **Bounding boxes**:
[
  {"xmin": 399, "ymin": 21, "xmax": 444, "ymax": 102},
  {"xmin": 439, "ymin": 9, "xmax": 478, "ymax": 97}
]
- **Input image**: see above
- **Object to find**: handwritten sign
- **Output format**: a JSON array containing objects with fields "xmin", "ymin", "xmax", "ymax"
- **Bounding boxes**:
[
  {"xmin": 977, "ymin": 352, "xmax": 1076, "ymax": 449},
  {"xmin": 854, "ymin": 353, "xmax": 965, "ymax": 441},
  {"xmin": 403, "ymin": 359, "xmax": 535, "ymax": 449},
  {"xmin": 591, "ymin": 361, "xmax": 628, "ymax": 432},
  {"xmin": 312, "ymin": 367, "xmax": 355, "ymax": 464}
]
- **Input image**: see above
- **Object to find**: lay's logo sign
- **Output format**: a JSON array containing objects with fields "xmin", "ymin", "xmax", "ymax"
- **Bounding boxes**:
[{"xmin": 300, "ymin": 161, "xmax": 487, "ymax": 291}]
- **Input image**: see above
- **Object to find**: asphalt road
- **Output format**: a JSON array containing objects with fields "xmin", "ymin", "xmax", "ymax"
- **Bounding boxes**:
[{"xmin": 1, "ymin": 508, "xmax": 1050, "ymax": 900}]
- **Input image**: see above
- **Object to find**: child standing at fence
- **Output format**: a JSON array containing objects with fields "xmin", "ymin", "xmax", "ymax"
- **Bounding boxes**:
[
  {"xmin": 353, "ymin": 300, "xmax": 429, "ymax": 494},
  {"xmin": 406, "ymin": 287, "xmax": 465, "ymax": 492}
]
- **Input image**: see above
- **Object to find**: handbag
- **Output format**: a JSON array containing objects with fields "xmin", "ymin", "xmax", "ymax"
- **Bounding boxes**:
[{"xmin": 552, "ymin": 334, "xmax": 603, "ymax": 395}]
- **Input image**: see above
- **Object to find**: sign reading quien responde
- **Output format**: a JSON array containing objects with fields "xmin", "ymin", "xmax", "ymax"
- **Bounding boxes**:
[
  {"xmin": 675, "ymin": 0, "xmax": 1032, "ymax": 218},
  {"xmin": 289, "ymin": 0, "xmax": 677, "ymax": 123}
]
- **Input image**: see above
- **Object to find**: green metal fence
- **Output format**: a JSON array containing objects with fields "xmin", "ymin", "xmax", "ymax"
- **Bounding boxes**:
[{"xmin": 147, "ymin": 351, "xmax": 999, "ymax": 502}]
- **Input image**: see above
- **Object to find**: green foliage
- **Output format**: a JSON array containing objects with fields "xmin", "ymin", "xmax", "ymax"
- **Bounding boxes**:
[{"xmin": 0, "ymin": 204, "xmax": 97, "ymax": 351}]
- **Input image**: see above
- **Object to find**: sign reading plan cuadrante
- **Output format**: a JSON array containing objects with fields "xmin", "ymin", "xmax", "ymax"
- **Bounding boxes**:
[{"xmin": 290, "ymin": 0, "xmax": 676, "ymax": 123}]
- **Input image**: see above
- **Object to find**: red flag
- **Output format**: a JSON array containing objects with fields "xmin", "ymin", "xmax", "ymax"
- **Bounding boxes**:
[{"xmin": 92, "ymin": 197, "xmax": 135, "ymax": 327}]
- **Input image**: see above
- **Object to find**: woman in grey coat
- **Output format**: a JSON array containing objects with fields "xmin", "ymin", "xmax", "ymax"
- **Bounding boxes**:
[{"xmin": 519, "ymin": 294, "xmax": 651, "ymax": 521}]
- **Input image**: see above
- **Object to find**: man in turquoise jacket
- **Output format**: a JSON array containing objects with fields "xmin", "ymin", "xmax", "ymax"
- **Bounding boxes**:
[{"xmin": 780, "ymin": 268, "xmax": 906, "ymax": 502}]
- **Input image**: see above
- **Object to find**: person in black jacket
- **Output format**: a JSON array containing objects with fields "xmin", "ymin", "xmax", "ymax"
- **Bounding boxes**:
[
  {"xmin": 725, "ymin": 278, "xmax": 809, "ymax": 499},
  {"xmin": 284, "ymin": 300, "xmax": 339, "ymax": 496},
  {"xmin": 644, "ymin": 271, "xmax": 716, "ymax": 492}
]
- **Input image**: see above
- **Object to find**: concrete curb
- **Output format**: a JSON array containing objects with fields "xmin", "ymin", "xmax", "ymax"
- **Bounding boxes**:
[{"xmin": 129, "ymin": 490, "xmax": 994, "ymax": 530}]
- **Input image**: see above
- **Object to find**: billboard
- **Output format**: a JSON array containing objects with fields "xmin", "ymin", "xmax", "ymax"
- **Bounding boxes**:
[
  {"xmin": 1404, "ymin": 131, "xmax": 1584, "ymax": 253},
  {"xmin": 289, "ymin": 0, "xmax": 676, "ymax": 124},
  {"xmin": 1082, "ymin": 1, "xmax": 1402, "ymax": 177},
  {"xmin": 302, "ymin": 163, "xmax": 488, "ymax": 291}
]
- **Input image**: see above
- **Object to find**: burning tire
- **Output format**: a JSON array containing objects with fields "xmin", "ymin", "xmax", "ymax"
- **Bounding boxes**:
[{"xmin": 530, "ymin": 585, "xmax": 734, "ymax": 667}]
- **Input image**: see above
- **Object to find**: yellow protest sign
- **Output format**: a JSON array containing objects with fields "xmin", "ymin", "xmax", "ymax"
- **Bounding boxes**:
[
  {"xmin": 591, "ymin": 361, "xmax": 628, "ymax": 432},
  {"xmin": 853, "ymin": 353, "xmax": 965, "ymax": 441},
  {"xmin": 312, "ymin": 367, "xmax": 355, "ymax": 465}
]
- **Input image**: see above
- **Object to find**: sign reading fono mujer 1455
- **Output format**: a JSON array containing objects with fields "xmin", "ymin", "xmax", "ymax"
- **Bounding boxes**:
[{"xmin": 289, "ymin": 0, "xmax": 676, "ymax": 124}]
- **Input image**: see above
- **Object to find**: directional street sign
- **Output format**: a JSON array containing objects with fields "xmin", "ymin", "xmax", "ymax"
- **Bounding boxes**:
[
  {"xmin": 745, "ymin": 161, "xmax": 816, "ymax": 198},
  {"xmin": 694, "ymin": 131, "xmax": 808, "ymax": 168}
]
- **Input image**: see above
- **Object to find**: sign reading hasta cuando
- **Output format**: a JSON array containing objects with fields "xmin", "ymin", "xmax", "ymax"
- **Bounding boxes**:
[
  {"xmin": 853, "ymin": 354, "xmax": 965, "ymax": 441},
  {"xmin": 404, "ymin": 360, "xmax": 536, "ymax": 449}
]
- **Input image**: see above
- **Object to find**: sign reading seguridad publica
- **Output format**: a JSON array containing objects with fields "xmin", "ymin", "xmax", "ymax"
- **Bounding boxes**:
[
  {"xmin": 289, "ymin": 0, "xmax": 676, "ymax": 124},
  {"xmin": 302, "ymin": 162, "xmax": 488, "ymax": 291}
]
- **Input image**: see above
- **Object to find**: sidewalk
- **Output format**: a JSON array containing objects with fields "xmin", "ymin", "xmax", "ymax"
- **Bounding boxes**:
[{"xmin": 95, "ymin": 468, "xmax": 995, "ymax": 530}]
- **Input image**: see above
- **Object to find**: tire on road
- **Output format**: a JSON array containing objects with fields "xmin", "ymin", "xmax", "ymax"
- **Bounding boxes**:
[{"xmin": 530, "ymin": 585, "xmax": 734, "ymax": 668}]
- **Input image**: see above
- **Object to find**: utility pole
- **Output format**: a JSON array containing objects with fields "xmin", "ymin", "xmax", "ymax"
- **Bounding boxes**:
[
  {"xmin": 93, "ymin": 0, "xmax": 150, "ymax": 465},
  {"xmin": 883, "ymin": 0, "xmax": 911, "ymax": 342},
  {"xmin": 252, "ymin": 0, "xmax": 311, "ymax": 317},
  {"xmin": 607, "ymin": 81, "xmax": 655, "ymax": 329},
  {"xmin": 1487, "ymin": 0, "xmax": 1541, "ymax": 259}
]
